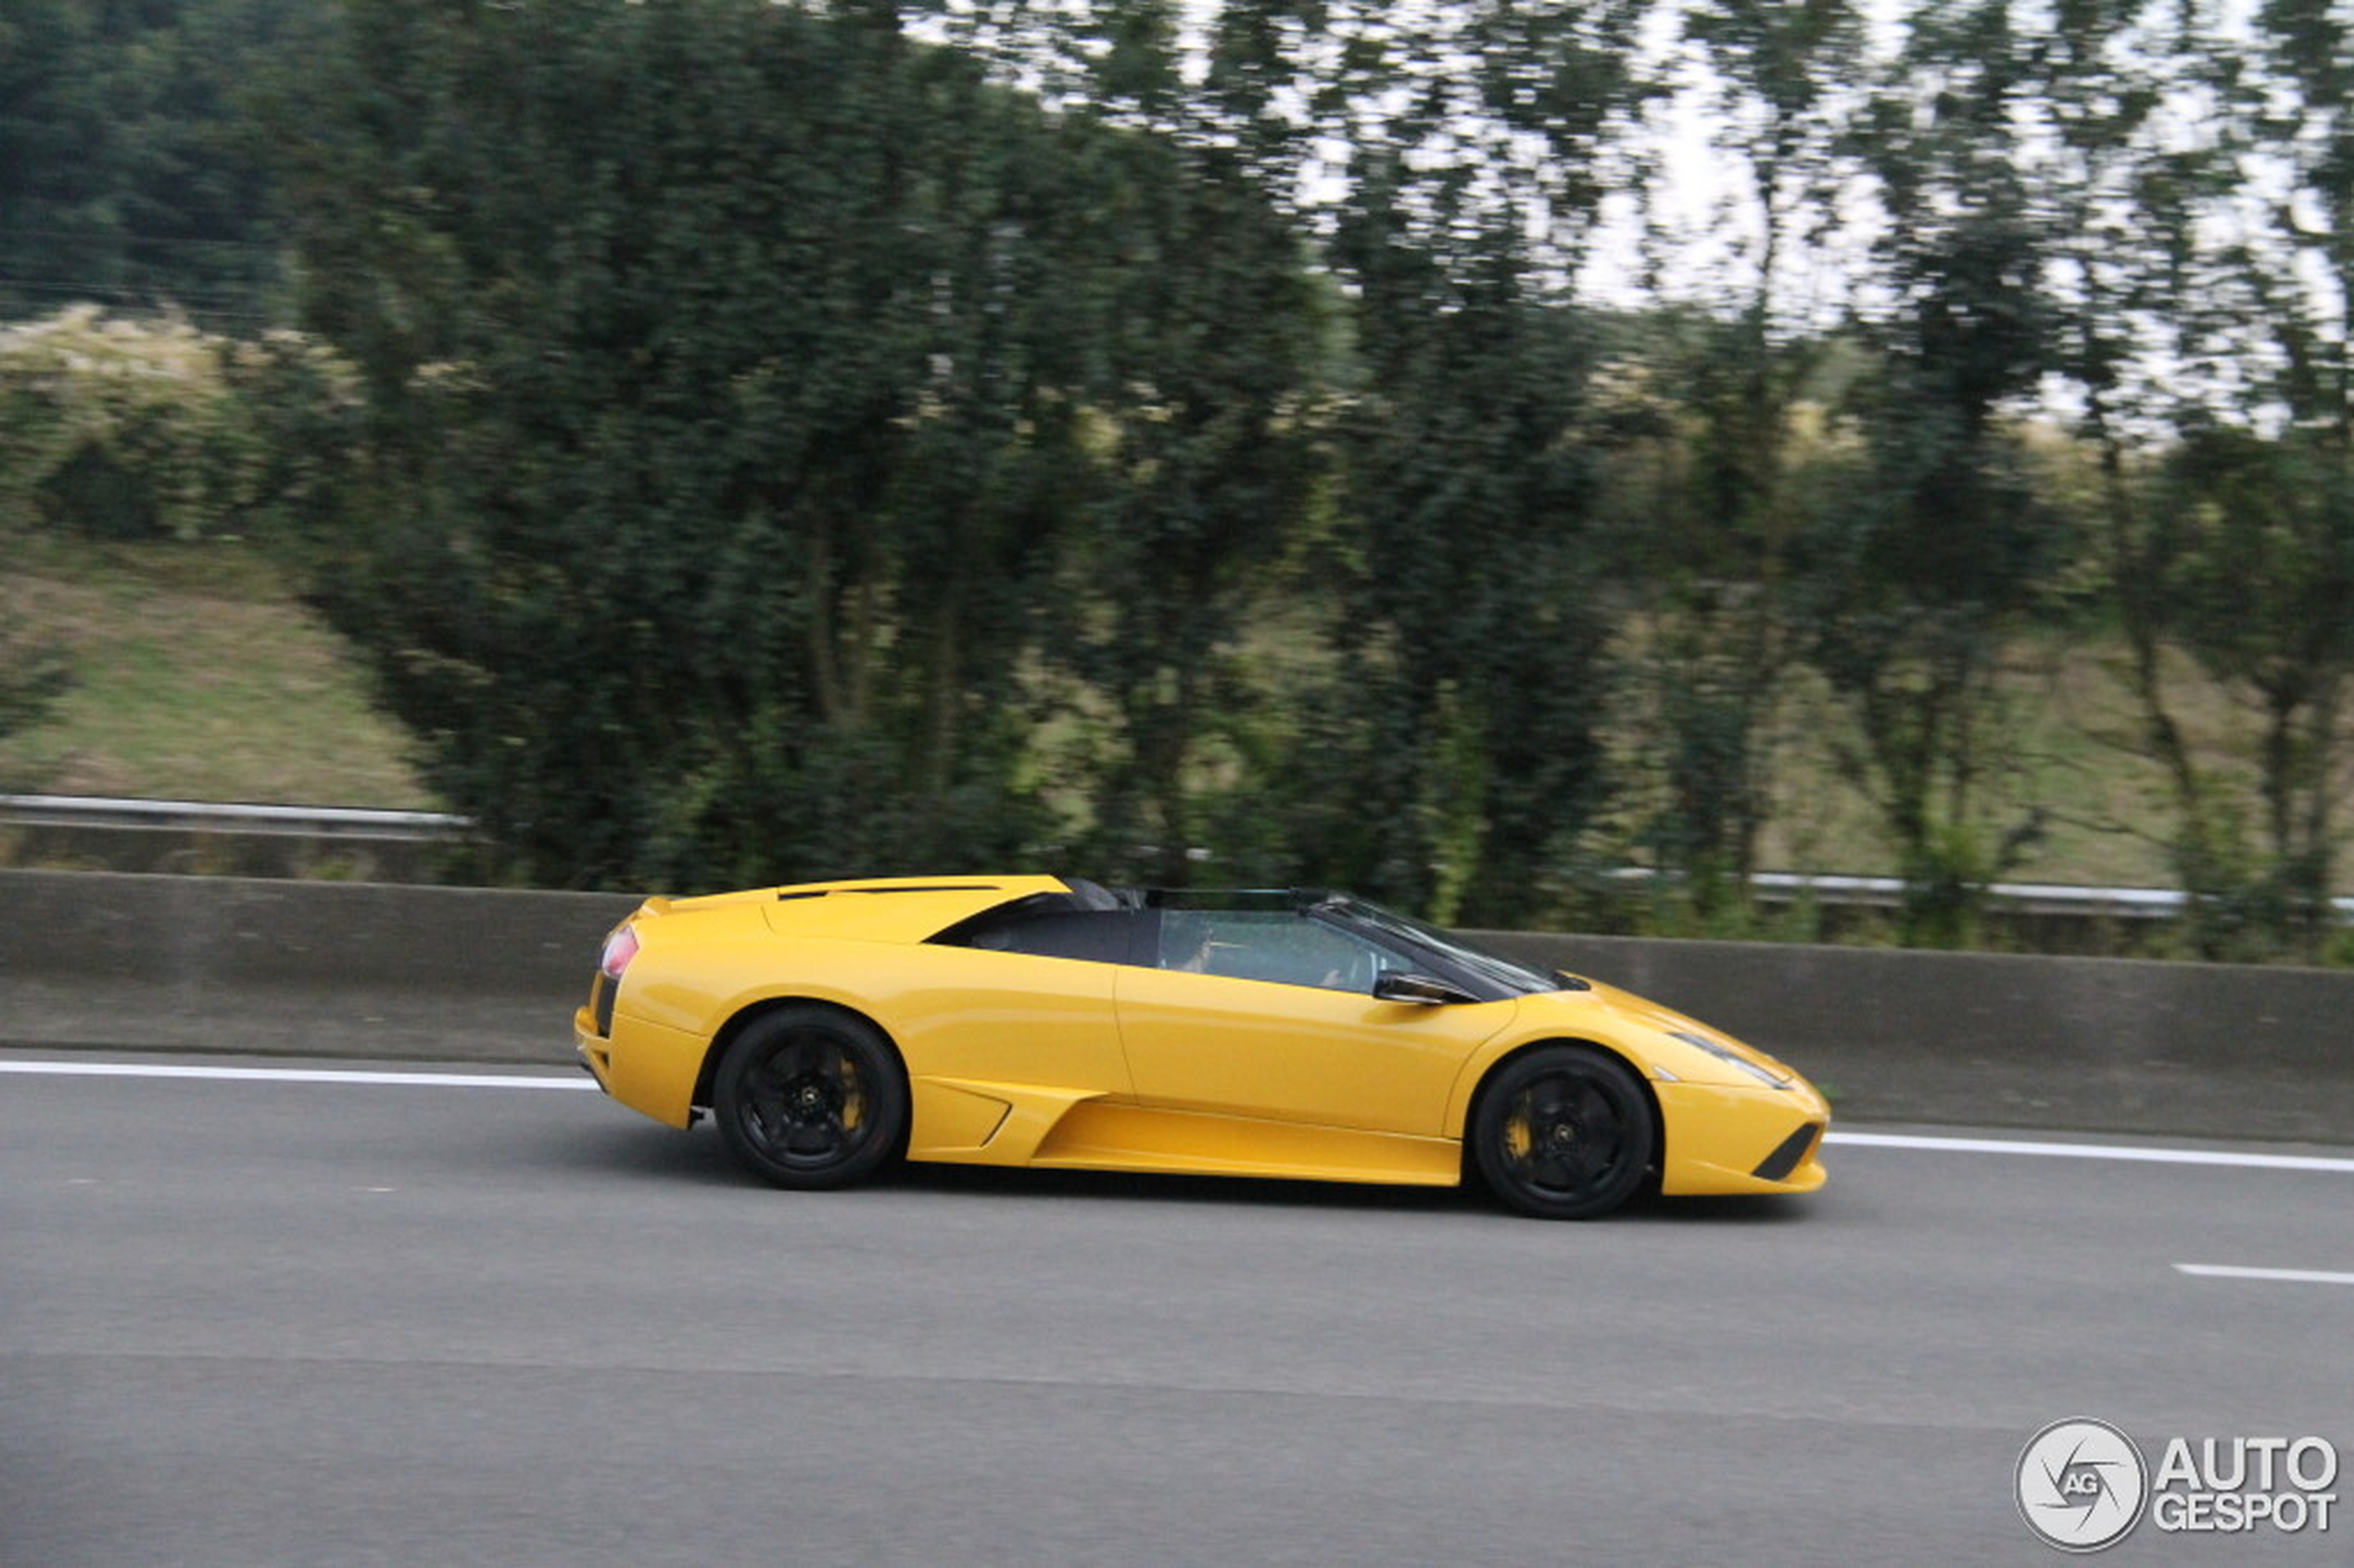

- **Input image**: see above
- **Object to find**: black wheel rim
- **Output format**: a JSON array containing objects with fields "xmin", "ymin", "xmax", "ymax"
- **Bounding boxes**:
[
  {"xmin": 736, "ymin": 1029, "xmax": 874, "ymax": 1170},
  {"xmin": 1498, "ymin": 1069, "xmax": 1634, "ymax": 1201}
]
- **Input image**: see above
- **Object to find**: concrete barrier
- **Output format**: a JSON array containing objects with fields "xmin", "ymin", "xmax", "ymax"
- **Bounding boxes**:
[
  {"xmin": 3, "ymin": 869, "xmax": 633, "ymax": 1062},
  {"xmin": 6, "ymin": 869, "xmax": 2349, "ymax": 1142}
]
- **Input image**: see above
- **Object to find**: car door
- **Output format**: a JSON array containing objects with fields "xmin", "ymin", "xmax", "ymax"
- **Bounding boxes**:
[
  {"xmin": 1112, "ymin": 908, "xmax": 1514, "ymax": 1135},
  {"xmin": 893, "ymin": 905, "xmax": 1145, "ymax": 1098}
]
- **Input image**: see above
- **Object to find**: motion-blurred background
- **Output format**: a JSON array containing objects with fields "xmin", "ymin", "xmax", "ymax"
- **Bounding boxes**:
[{"xmin": 3, "ymin": 0, "xmax": 2348, "ymax": 964}]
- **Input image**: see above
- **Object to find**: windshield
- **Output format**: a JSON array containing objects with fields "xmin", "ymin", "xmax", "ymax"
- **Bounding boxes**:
[{"xmin": 1313, "ymin": 894, "xmax": 1576, "ymax": 996}]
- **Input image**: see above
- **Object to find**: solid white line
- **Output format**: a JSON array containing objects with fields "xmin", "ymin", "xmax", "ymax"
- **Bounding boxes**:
[
  {"xmin": 1825, "ymin": 1130, "xmax": 2354, "ymax": 1174},
  {"xmin": 2175, "ymin": 1264, "xmax": 2354, "ymax": 1287},
  {"xmin": 0, "ymin": 1060, "xmax": 598, "ymax": 1091}
]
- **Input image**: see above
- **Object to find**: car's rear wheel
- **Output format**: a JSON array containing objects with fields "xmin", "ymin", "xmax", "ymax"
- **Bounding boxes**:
[
  {"xmin": 713, "ymin": 1005, "xmax": 907, "ymax": 1190},
  {"xmin": 1472, "ymin": 1045, "xmax": 1654, "ymax": 1220}
]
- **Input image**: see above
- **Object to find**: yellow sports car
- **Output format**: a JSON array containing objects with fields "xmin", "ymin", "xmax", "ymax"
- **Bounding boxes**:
[{"xmin": 575, "ymin": 876, "xmax": 1828, "ymax": 1219}]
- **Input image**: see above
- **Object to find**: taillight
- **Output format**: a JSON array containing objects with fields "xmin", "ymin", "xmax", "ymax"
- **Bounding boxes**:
[
  {"xmin": 600, "ymin": 926, "xmax": 640, "ymax": 980},
  {"xmin": 593, "ymin": 925, "xmax": 639, "ymax": 1037}
]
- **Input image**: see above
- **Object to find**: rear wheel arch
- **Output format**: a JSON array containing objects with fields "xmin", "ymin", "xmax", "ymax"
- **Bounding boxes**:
[
  {"xmin": 693, "ymin": 996, "xmax": 906, "ymax": 1117},
  {"xmin": 707, "ymin": 999, "xmax": 914, "ymax": 1189}
]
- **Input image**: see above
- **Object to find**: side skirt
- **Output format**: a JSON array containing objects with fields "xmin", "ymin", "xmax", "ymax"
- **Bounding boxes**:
[{"xmin": 908, "ymin": 1077, "xmax": 1461, "ymax": 1187}]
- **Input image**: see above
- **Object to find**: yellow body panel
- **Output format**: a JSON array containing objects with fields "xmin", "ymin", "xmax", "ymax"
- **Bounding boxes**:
[
  {"xmin": 575, "ymin": 1005, "xmax": 706, "ymax": 1129},
  {"xmin": 905, "ymin": 1077, "xmax": 1102, "ymax": 1163},
  {"xmin": 576, "ymin": 875, "xmax": 1829, "ymax": 1209},
  {"xmin": 755, "ymin": 876, "xmax": 1075, "ymax": 942},
  {"xmin": 1112, "ymin": 966, "xmax": 1511, "ymax": 1136},
  {"xmin": 1655, "ymin": 1080, "xmax": 1830, "ymax": 1196},
  {"xmin": 1030, "ymin": 1102, "xmax": 1462, "ymax": 1184}
]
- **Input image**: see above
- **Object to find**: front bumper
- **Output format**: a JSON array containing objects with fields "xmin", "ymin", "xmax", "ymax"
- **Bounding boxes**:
[{"xmin": 1655, "ymin": 1078, "xmax": 1829, "ymax": 1196}]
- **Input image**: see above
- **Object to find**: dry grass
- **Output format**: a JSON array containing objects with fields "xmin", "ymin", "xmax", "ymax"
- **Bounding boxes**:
[
  {"xmin": 0, "ymin": 537, "xmax": 431, "ymax": 807},
  {"xmin": 1612, "ymin": 619, "xmax": 2348, "ymax": 894}
]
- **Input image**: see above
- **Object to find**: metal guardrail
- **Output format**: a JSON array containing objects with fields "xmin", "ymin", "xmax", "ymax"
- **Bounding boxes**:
[
  {"xmin": 1610, "ymin": 867, "xmax": 2354, "ymax": 923},
  {"xmin": 0, "ymin": 794, "xmax": 467, "ymax": 841},
  {"xmin": 7, "ymin": 795, "xmax": 2349, "ymax": 922}
]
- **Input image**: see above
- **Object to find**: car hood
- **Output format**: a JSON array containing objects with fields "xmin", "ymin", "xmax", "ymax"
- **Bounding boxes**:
[{"xmin": 1515, "ymin": 979, "xmax": 1805, "ymax": 1084}]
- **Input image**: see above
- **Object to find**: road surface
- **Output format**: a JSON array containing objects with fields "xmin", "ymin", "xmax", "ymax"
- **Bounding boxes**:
[{"xmin": 5, "ymin": 1053, "xmax": 2349, "ymax": 1566}]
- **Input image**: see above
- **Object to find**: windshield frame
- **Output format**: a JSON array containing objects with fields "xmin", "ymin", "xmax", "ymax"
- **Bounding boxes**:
[{"xmin": 1305, "ymin": 892, "xmax": 1579, "ymax": 1001}]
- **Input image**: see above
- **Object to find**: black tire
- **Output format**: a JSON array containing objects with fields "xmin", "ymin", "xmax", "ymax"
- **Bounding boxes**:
[
  {"xmin": 712, "ymin": 1005, "xmax": 907, "ymax": 1191},
  {"xmin": 1471, "ymin": 1045, "xmax": 1655, "ymax": 1220}
]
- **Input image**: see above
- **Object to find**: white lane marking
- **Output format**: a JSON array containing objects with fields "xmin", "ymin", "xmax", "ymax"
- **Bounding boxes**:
[
  {"xmin": 0, "ymin": 1060, "xmax": 598, "ymax": 1091},
  {"xmin": 1827, "ymin": 1130, "xmax": 2354, "ymax": 1174},
  {"xmin": 2175, "ymin": 1264, "xmax": 2354, "ymax": 1287}
]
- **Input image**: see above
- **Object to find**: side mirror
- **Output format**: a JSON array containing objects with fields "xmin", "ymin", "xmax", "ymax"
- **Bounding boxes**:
[{"xmin": 1373, "ymin": 971, "xmax": 1477, "ymax": 1006}]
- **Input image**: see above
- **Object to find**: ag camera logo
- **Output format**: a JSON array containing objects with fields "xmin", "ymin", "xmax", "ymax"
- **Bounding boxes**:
[
  {"xmin": 2019, "ymin": 1418, "xmax": 2149, "ymax": 1552},
  {"xmin": 2019, "ymin": 1418, "xmax": 2341, "ymax": 1552}
]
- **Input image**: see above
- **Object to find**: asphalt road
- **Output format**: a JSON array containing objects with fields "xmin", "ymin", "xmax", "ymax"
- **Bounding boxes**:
[{"xmin": 5, "ymin": 1054, "xmax": 2350, "ymax": 1568}]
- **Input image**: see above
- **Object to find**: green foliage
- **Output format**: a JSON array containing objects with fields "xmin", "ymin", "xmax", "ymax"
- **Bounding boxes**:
[
  {"xmin": 1782, "ymin": 0, "xmax": 2071, "ymax": 944},
  {"xmin": 1625, "ymin": 1, "xmax": 1867, "ymax": 898},
  {"xmin": 2127, "ymin": 427, "xmax": 2354, "ymax": 957},
  {"xmin": 1293, "ymin": 187, "xmax": 1615, "ymax": 927},
  {"xmin": 0, "ymin": 0, "xmax": 300, "ymax": 324},
  {"xmin": 16, "ymin": 0, "xmax": 2354, "ymax": 963},
  {"xmin": 0, "ymin": 307, "xmax": 289, "ymax": 541},
  {"xmin": 2040, "ymin": 0, "xmax": 2354, "ymax": 961},
  {"xmin": 256, "ymin": 0, "xmax": 1330, "ymax": 891},
  {"xmin": 1594, "ymin": 316, "xmax": 1862, "ymax": 904},
  {"xmin": 1046, "ymin": 122, "xmax": 1326, "ymax": 888}
]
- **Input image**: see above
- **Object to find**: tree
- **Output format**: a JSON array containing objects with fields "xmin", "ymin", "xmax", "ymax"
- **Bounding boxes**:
[
  {"xmin": 1018, "ymin": 5, "xmax": 1329, "ymax": 889},
  {"xmin": 1808, "ymin": 0, "xmax": 2069, "ymax": 943},
  {"xmin": 1242, "ymin": 0, "xmax": 1659, "ymax": 926},
  {"xmin": 2025, "ymin": 0, "xmax": 2354, "ymax": 958},
  {"xmin": 259, "ymin": 0, "xmax": 1327, "ymax": 890},
  {"xmin": 259, "ymin": 1, "xmax": 1057, "ymax": 884},
  {"xmin": 2137, "ymin": 428, "xmax": 2354, "ymax": 955},
  {"xmin": 1290, "ymin": 174, "xmax": 1616, "ymax": 926},
  {"xmin": 1610, "ymin": 0, "xmax": 1870, "ymax": 909},
  {"xmin": 2161, "ymin": 0, "xmax": 2354, "ymax": 958},
  {"xmin": 1052, "ymin": 144, "xmax": 1324, "ymax": 886},
  {"xmin": 0, "ymin": 0, "xmax": 300, "ymax": 326}
]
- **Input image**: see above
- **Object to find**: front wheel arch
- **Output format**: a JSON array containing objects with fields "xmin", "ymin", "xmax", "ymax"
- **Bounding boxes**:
[{"xmin": 1463, "ymin": 1040, "xmax": 1663, "ymax": 1219}]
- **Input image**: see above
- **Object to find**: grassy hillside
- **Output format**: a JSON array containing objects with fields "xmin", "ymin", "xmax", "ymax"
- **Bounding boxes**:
[
  {"xmin": 1, "ymin": 538, "xmax": 431, "ymax": 808},
  {"xmin": 1689, "ymin": 638, "xmax": 2193, "ymax": 894}
]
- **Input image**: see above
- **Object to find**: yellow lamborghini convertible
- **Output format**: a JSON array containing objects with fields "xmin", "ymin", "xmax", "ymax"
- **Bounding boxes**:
[{"xmin": 575, "ymin": 876, "xmax": 1827, "ymax": 1219}]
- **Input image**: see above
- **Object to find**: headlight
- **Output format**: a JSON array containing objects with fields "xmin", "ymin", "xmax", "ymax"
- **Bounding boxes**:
[{"xmin": 1666, "ymin": 1029, "xmax": 1793, "ymax": 1089}]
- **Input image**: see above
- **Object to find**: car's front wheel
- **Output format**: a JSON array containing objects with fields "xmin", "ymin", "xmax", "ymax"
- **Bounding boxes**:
[
  {"xmin": 713, "ymin": 1005, "xmax": 907, "ymax": 1190},
  {"xmin": 1471, "ymin": 1045, "xmax": 1655, "ymax": 1220}
]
